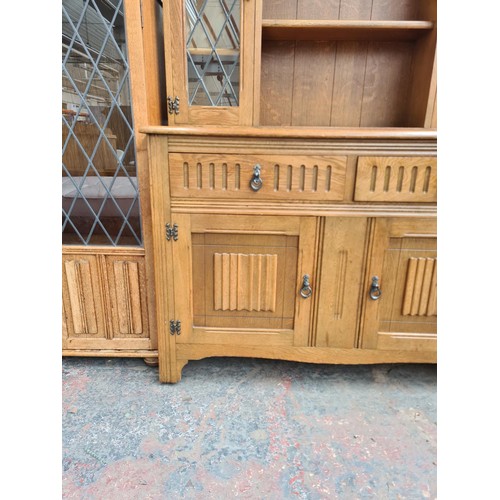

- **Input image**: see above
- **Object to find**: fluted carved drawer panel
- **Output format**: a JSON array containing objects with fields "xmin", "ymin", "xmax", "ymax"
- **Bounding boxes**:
[
  {"xmin": 169, "ymin": 153, "xmax": 347, "ymax": 200},
  {"xmin": 354, "ymin": 156, "xmax": 436, "ymax": 202}
]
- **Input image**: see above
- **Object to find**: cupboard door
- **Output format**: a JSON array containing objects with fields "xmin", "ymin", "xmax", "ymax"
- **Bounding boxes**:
[
  {"xmin": 315, "ymin": 218, "xmax": 368, "ymax": 348},
  {"xmin": 165, "ymin": 0, "xmax": 255, "ymax": 126},
  {"xmin": 171, "ymin": 214, "xmax": 316, "ymax": 346},
  {"xmin": 106, "ymin": 256, "xmax": 150, "ymax": 340},
  {"xmin": 62, "ymin": 252, "xmax": 152, "ymax": 351},
  {"xmin": 361, "ymin": 218, "xmax": 437, "ymax": 351}
]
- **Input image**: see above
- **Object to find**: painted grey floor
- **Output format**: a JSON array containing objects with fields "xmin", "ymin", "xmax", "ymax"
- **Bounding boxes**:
[{"xmin": 62, "ymin": 357, "xmax": 437, "ymax": 499}]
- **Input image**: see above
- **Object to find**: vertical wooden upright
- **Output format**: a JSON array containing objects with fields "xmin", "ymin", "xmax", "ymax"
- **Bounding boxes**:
[{"xmin": 123, "ymin": 0, "xmax": 168, "ymax": 354}]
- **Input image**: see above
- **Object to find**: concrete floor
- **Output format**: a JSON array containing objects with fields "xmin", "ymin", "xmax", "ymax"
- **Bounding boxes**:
[{"xmin": 62, "ymin": 357, "xmax": 437, "ymax": 499}]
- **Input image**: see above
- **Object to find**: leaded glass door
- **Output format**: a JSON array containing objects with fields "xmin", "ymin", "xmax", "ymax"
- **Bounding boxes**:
[
  {"xmin": 62, "ymin": 0, "xmax": 141, "ymax": 246},
  {"xmin": 165, "ymin": 0, "xmax": 256, "ymax": 126}
]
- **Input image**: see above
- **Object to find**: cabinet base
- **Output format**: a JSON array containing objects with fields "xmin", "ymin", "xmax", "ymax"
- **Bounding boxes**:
[
  {"xmin": 63, "ymin": 349, "xmax": 158, "ymax": 358},
  {"xmin": 161, "ymin": 344, "xmax": 436, "ymax": 383}
]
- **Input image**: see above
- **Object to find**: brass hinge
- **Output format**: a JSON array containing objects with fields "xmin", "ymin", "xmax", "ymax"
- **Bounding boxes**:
[
  {"xmin": 169, "ymin": 320, "xmax": 181, "ymax": 335},
  {"xmin": 167, "ymin": 96, "xmax": 180, "ymax": 115},
  {"xmin": 165, "ymin": 223, "xmax": 178, "ymax": 241}
]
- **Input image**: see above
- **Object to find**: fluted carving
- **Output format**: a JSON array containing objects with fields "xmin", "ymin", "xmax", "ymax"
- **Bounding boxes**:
[
  {"xmin": 64, "ymin": 259, "xmax": 98, "ymax": 335},
  {"xmin": 214, "ymin": 253, "xmax": 278, "ymax": 312},
  {"xmin": 113, "ymin": 261, "xmax": 143, "ymax": 334},
  {"xmin": 402, "ymin": 257, "xmax": 437, "ymax": 316}
]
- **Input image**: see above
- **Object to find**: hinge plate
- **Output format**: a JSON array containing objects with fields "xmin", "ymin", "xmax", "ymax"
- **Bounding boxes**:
[
  {"xmin": 166, "ymin": 223, "xmax": 178, "ymax": 241},
  {"xmin": 169, "ymin": 320, "xmax": 181, "ymax": 335},
  {"xmin": 167, "ymin": 96, "xmax": 180, "ymax": 115}
]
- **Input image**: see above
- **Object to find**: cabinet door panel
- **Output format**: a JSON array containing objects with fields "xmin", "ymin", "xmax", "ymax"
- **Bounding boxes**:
[
  {"xmin": 63, "ymin": 255, "xmax": 106, "ymax": 341},
  {"xmin": 361, "ymin": 218, "xmax": 437, "ymax": 351},
  {"xmin": 62, "ymin": 251, "xmax": 152, "ymax": 351},
  {"xmin": 106, "ymin": 256, "xmax": 149, "ymax": 338},
  {"xmin": 193, "ymin": 234, "xmax": 298, "ymax": 329},
  {"xmin": 172, "ymin": 214, "xmax": 316, "ymax": 346}
]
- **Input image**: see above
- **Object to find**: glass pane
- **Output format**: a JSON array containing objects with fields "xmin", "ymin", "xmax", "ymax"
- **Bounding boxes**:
[
  {"xmin": 62, "ymin": 0, "xmax": 142, "ymax": 246},
  {"xmin": 185, "ymin": 0, "xmax": 240, "ymax": 106}
]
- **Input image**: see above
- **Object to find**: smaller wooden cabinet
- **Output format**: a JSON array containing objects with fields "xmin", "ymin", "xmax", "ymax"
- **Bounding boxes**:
[{"xmin": 360, "ymin": 218, "xmax": 437, "ymax": 352}]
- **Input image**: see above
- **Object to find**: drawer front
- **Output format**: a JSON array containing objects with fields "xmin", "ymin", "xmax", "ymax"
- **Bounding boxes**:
[
  {"xmin": 169, "ymin": 153, "xmax": 347, "ymax": 201},
  {"xmin": 354, "ymin": 156, "xmax": 437, "ymax": 202}
]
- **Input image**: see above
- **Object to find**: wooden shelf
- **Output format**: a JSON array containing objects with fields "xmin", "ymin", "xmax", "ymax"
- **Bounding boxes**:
[{"xmin": 262, "ymin": 20, "xmax": 434, "ymax": 41}]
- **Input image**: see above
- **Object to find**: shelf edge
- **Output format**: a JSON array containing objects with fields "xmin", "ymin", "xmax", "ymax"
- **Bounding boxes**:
[{"xmin": 140, "ymin": 125, "xmax": 437, "ymax": 141}]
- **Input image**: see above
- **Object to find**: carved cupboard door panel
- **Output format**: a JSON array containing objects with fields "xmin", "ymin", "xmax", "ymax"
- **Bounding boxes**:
[
  {"xmin": 106, "ymin": 256, "xmax": 150, "ymax": 341},
  {"xmin": 171, "ymin": 214, "xmax": 317, "ymax": 346},
  {"xmin": 62, "ymin": 255, "xmax": 107, "ymax": 348},
  {"xmin": 360, "ymin": 218, "xmax": 437, "ymax": 352},
  {"xmin": 62, "ymin": 251, "xmax": 151, "ymax": 350}
]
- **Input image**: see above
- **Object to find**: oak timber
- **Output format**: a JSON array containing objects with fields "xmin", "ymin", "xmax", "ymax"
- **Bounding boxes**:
[
  {"xmin": 176, "ymin": 344, "xmax": 437, "ymax": 364},
  {"xmin": 62, "ymin": 1, "xmax": 161, "ymax": 357},
  {"xmin": 140, "ymin": 125, "xmax": 437, "ymax": 140},
  {"xmin": 144, "ymin": 0, "xmax": 437, "ymax": 381}
]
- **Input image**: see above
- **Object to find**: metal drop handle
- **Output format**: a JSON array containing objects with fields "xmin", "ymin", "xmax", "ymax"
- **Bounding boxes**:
[
  {"xmin": 249, "ymin": 164, "xmax": 263, "ymax": 191},
  {"xmin": 369, "ymin": 276, "xmax": 382, "ymax": 300},
  {"xmin": 300, "ymin": 274, "xmax": 312, "ymax": 299}
]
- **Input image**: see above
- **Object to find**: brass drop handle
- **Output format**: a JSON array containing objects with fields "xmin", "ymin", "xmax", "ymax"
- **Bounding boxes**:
[
  {"xmin": 300, "ymin": 274, "xmax": 312, "ymax": 299},
  {"xmin": 369, "ymin": 276, "xmax": 382, "ymax": 300},
  {"xmin": 249, "ymin": 164, "xmax": 263, "ymax": 191}
]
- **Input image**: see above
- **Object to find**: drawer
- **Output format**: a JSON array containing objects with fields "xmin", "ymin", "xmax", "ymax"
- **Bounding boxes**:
[
  {"xmin": 354, "ymin": 157, "xmax": 437, "ymax": 202},
  {"xmin": 169, "ymin": 153, "xmax": 347, "ymax": 201}
]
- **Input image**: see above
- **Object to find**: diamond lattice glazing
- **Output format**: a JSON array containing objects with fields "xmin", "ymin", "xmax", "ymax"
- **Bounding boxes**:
[
  {"xmin": 62, "ymin": 0, "xmax": 142, "ymax": 246},
  {"xmin": 185, "ymin": 0, "xmax": 240, "ymax": 107}
]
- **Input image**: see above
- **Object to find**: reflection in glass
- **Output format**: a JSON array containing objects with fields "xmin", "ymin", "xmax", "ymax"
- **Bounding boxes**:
[{"xmin": 185, "ymin": 0, "xmax": 240, "ymax": 106}]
